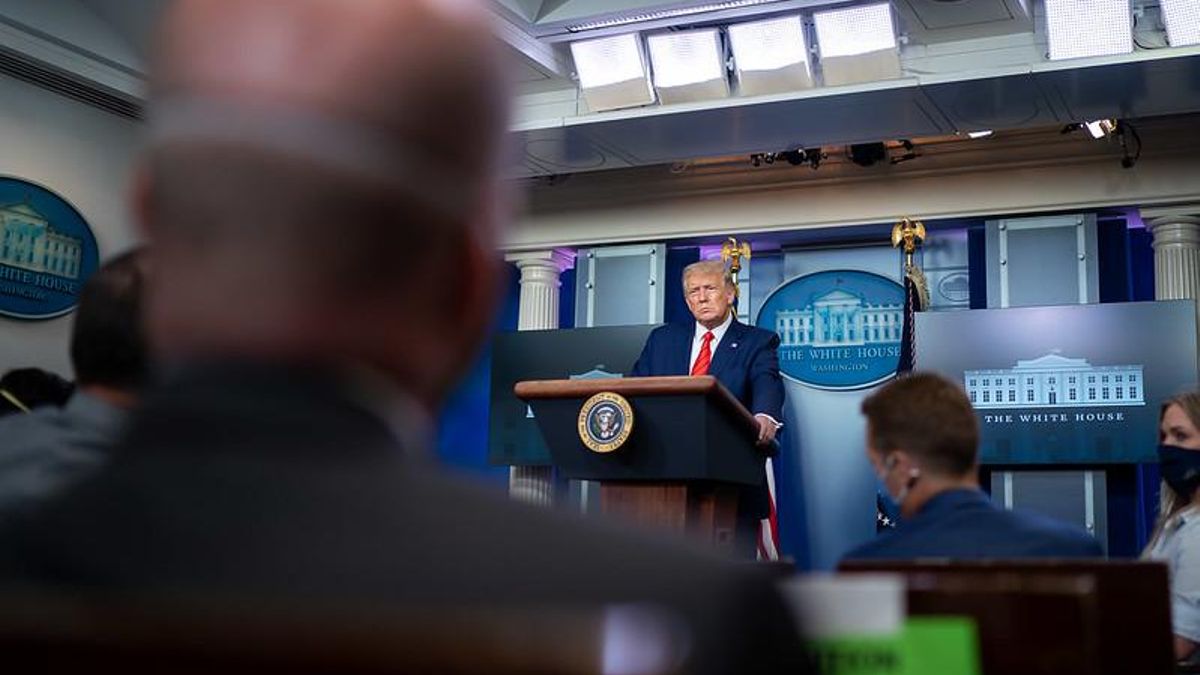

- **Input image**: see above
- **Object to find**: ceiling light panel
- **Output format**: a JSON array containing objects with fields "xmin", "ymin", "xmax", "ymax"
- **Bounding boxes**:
[
  {"xmin": 648, "ymin": 29, "xmax": 725, "ymax": 88},
  {"xmin": 1161, "ymin": 0, "xmax": 1200, "ymax": 47},
  {"xmin": 728, "ymin": 15, "xmax": 813, "ymax": 95},
  {"xmin": 1045, "ymin": 0, "xmax": 1132, "ymax": 60},
  {"xmin": 570, "ymin": 33, "xmax": 656, "ymax": 112},
  {"xmin": 813, "ymin": 3, "xmax": 902, "ymax": 86},
  {"xmin": 571, "ymin": 33, "xmax": 648, "ymax": 88},
  {"xmin": 813, "ymin": 3, "xmax": 897, "ymax": 59},
  {"xmin": 647, "ymin": 29, "xmax": 729, "ymax": 104}
]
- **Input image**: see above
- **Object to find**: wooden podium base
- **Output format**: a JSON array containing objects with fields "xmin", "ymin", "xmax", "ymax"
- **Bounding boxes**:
[{"xmin": 598, "ymin": 483, "xmax": 739, "ymax": 555}]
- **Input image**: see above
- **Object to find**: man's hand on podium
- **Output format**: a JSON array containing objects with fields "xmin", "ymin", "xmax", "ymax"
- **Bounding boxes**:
[{"xmin": 754, "ymin": 413, "xmax": 781, "ymax": 446}]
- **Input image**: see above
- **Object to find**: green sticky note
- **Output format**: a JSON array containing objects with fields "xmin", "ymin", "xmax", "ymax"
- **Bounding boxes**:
[
  {"xmin": 899, "ymin": 617, "xmax": 980, "ymax": 675},
  {"xmin": 804, "ymin": 617, "xmax": 979, "ymax": 675},
  {"xmin": 805, "ymin": 635, "xmax": 905, "ymax": 675}
]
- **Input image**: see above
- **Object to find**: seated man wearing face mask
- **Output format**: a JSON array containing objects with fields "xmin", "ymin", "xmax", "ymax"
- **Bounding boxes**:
[{"xmin": 842, "ymin": 372, "xmax": 1103, "ymax": 561}]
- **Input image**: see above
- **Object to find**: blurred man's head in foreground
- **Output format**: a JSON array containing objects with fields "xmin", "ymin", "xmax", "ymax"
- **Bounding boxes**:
[{"xmin": 136, "ymin": 0, "xmax": 511, "ymax": 411}]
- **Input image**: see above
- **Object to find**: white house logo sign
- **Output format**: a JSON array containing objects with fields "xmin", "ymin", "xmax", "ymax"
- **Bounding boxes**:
[
  {"xmin": 756, "ymin": 269, "xmax": 905, "ymax": 390},
  {"xmin": 0, "ymin": 178, "xmax": 99, "ymax": 320}
]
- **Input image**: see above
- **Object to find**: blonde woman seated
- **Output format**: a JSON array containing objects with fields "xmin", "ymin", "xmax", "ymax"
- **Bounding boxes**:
[{"xmin": 1144, "ymin": 392, "xmax": 1200, "ymax": 662}]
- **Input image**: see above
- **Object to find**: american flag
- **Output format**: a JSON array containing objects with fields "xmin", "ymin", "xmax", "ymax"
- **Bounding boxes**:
[{"xmin": 759, "ymin": 457, "xmax": 780, "ymax": 559}]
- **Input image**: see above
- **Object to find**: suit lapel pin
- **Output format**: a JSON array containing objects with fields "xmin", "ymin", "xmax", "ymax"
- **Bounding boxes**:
[{"xmin": 731, "ymin": 342, "xmax": 738, "ymax": 349}]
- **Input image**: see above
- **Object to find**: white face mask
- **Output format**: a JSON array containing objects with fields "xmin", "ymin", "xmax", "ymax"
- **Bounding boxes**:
[{"xmin": 877, "ymin": 453, "xmax": 921, "ymax": 509}]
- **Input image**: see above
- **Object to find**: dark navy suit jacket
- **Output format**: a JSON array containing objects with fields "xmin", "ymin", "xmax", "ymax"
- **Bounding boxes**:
[
  {"xmin": 630, "ymin": 320, "xmax": 785, "ymax": 519},
  {"xmin": 841, "ymin": 488, "xmax": 1104, "ymax": 561}
]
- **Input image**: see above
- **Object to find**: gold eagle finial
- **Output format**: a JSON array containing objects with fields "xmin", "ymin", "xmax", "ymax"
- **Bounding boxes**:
[
  {"xmin": 891, "ymin": 217, "xmax": 930, "ymax": 310},
  {"xmin": 720, "ymin": 237, "xmax": 752, "ymax": 295}
]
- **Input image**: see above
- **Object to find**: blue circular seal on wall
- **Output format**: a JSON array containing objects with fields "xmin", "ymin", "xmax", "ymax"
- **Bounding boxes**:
[
  {"xmin": 756, "ymin": 269, "xmax": 905, "ymax": 390},
  {"xmin": 0, "ymin": 177, "xmax": 99, "ymax": 320}
]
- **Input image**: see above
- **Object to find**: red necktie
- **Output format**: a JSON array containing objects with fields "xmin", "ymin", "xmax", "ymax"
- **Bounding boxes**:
[{"xmin": 691, "ymin": 331, "xmax": 714, "ymax": 376}]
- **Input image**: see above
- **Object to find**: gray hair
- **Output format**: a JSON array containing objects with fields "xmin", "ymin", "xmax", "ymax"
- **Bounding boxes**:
[{"xmin": 681, "ymin": 260, "xmax": 734, "ymax": 290}]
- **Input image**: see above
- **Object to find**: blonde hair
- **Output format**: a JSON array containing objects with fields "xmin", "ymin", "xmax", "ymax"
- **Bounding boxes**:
[
  {"xmin": 1143, "ymin": 391, "xmax": 1200, "ymax": 556},
  {"xmin": 681, "ymin": 260, "xmax": 734, "ymax": 291}
]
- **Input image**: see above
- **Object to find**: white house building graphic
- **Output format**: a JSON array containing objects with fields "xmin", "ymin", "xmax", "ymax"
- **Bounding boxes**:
[
  {"xmin": 776, "ymin": 289, "xmax": 903, "ymax": 347},
  {"xmin": 965, "ymin": 353, "xmax": 1144, "ymax": 409},
  {"xmin": 0, "ymin": 202, "xmax": 83, "ymax": 279}
]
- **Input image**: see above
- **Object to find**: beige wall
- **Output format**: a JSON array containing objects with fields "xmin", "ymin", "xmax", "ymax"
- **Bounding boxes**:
[{"xmin": 0, "ymin": 73, "xmax": 142, "ymax": 378}]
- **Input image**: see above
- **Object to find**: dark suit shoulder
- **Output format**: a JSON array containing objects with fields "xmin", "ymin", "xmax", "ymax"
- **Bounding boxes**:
[
  {"xmin": 739, "ymin": 323, "xmax": 780, "ymax": 345},
  {"xmin": 1001, "ymin": 509, "xmax": 1105, "ymax": 555},
  {"xmin": 655, "ymin": 322, "xmax": 693, "ymax": 337},
  {"xmin": 841, "ymin": 493, "xmax": 1102, "ymax": 561},
  {"xmin": 840, "ymin": 530, "xmax": 903, "ymax": 561}
]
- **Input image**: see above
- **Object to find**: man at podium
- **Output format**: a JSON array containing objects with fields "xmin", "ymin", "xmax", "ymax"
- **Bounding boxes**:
[{"xmin": 631, "ymin": 260, "xmax": 785, "ymax": 556}]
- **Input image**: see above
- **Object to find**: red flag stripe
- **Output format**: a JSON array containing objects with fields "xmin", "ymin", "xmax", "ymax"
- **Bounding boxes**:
[{"xmin": 758, "ymin": 457, "xmax": 780, "ymax": 560}]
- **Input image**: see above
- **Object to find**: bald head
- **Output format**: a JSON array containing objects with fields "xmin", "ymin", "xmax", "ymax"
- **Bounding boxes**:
[
  {"xmin": 149, "ymin": 0, "xmax": 507, "ymax": 219},
  {"xmin": 138, "ymin": 0, "xmax": 512, "ymax": 407}
]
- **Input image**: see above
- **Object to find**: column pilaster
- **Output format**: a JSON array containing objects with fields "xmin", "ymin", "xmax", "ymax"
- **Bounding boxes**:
[
  {"xmin": 504, "ymin": 249, "xmax": 576, "ymax": 507},
  {"xmin": 1146, "ymin": 207, "xmax": 1200, "ymax": 357},
  {"xmin": 1147, "ymin": 212, "xmax": 1200, "ymax": 301}
]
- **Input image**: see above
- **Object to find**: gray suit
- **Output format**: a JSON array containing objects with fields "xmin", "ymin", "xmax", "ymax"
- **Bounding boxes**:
[{"xmin": 0, "ymin": 392, "xmax": 124, "ymax": 520}]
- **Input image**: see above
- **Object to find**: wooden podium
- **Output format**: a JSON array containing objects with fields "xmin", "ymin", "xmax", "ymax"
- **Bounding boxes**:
[{"xmin": 515, "ymin": 375, "xmax": 765, "ymax": 554}]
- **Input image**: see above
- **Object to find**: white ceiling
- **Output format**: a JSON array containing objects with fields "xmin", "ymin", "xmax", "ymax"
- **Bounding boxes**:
[
  {"xmin": 1, "ymin": 0, "xmax": 1196, "ymax": 184},
  {"xmin": 78, "ymin": 0, "xmax": 162, "ymax": 61},
  {"xmin": 497, "ymin": 0, "xmax": 1200, "ymax": 177},
  {"xmin": 516, "ymin": 49, "xmax": 1200, "ymax": 175}
]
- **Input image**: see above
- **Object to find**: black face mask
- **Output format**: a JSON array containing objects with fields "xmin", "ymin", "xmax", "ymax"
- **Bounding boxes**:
[{"xmin": 1158, "ymin": 444, "xmax": 1200, "ymax": 499}]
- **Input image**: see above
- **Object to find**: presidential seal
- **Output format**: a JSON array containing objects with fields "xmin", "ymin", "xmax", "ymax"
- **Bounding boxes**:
[{"xmin": 577, "ymin": 392, "xmax": 633, "ymax": 454}]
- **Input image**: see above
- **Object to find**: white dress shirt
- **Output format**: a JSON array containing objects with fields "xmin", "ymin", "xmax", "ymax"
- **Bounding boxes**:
[
  {"xmin": 690, "ymin": 311, "xmax": 733, "ymax": 373},
  {"xmin": 1146, "ymin": 505, "xmax": 1200, "ymax": 643},
  {"xmin": 690, "ymin": 312, "xmax": 781, "ymax": 429}
]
